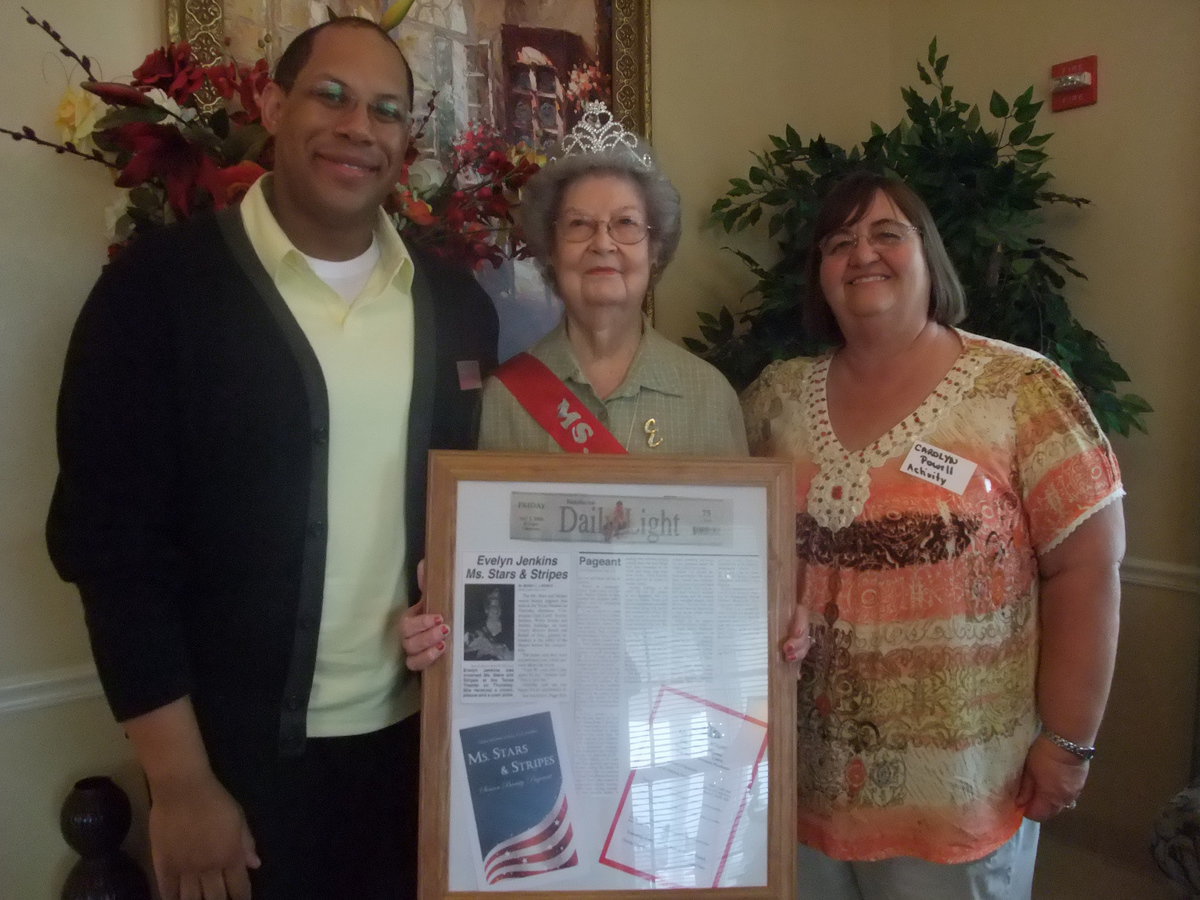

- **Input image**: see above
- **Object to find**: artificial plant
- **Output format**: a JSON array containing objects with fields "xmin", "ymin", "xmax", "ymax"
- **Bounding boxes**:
[{"xmin": 687, "ymin": 39, "xmax": 1149, "ymax": 436}]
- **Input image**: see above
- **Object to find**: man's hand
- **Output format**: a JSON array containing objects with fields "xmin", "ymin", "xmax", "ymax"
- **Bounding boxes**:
[
  {"xmin": 149, "ymin": 772, "xmax": 259, "ymax": 900},
  {"xmin": 121, "ymin": 698, "xmax": 259, "ymax": 899},
  {"xmin": 398, "ymin": 559, "xmax": 449, "ymax": 671},
  {"xmin": 1016, "ymin": 735, "xmax": 1089, "ymax": 821}
]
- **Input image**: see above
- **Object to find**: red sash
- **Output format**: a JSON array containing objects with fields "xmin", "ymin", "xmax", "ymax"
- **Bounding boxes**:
[{"xmin": 493, "ymin": 353, "xmax": 627, "ymax": 454}]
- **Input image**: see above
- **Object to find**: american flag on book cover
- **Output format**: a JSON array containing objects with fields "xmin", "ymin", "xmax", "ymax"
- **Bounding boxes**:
[
  {"xmin": 460, "ymin": 711, "xmax": 579, "ymax": 885},
  {"xmin": 484, "ymin": 789, "xmax": 578, "ymax": 883}
]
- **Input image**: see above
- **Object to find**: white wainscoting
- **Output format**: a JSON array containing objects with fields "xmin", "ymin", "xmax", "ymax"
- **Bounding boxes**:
[
  {"xmin": 1, "ymin": 558, "xmax": 1195, "ymax": 716},
  {"xmin": 1122, "ymin": 556, "xmax": 1200, "ymax": 595},
  {"xmin": 0, "ymin": 664, "xmax": 101, "ymax": 715}
]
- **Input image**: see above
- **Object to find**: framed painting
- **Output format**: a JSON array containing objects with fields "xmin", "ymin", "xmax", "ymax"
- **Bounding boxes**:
[
  {"xmin": 167, "ymin": 1, "xmax": 648, "ymax": 135},
  {"xmin": 166, "ymin": 0, "xmax": 652, "ymax": 357},
  {"xmin": 418, "ymin": 451, "xmax": 798, "ymax": 898}
]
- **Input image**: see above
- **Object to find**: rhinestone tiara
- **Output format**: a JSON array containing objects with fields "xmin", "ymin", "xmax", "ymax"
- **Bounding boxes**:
[{"xmin": 553, "ymin": 100, "xmax": 652, "ymax": 169}]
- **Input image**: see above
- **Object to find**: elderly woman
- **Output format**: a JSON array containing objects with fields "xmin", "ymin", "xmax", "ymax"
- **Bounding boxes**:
[
  {"xmin": 402, "ymin": 102, "xmax": 746, "ymax": 668},
  {"xmin": 744, "ymin": 172, "xmax": 1124, "ymax": 899},
  {"xmin": 477, "ymin": 102, "xmax": 746, "ymax": 456}
]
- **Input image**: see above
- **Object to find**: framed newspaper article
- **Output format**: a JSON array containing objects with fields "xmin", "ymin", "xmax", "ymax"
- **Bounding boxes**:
[{"xmin": 419, "ymin": 451, "xmax": 796, "ymax": 899}]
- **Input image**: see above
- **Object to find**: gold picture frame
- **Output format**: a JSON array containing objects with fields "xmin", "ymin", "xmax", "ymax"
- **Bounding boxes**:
[{"xmin": 165, "ymin": 0, "xmax": 650, "ymax": 137}]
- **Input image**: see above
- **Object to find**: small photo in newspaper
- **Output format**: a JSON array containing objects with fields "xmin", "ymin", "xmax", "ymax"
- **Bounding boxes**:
[{"xmin": 462, "ymin": 582, "xmax": 516, "ymax": 662}]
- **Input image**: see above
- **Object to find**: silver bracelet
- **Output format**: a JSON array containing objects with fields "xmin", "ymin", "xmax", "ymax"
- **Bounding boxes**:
[{"xmin": 1041, "ymin": 728, "xmax": 1096, "ymax": 761}]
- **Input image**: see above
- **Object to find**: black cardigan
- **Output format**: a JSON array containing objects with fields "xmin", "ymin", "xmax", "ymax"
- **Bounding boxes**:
[{"xmin": 47, "ymin": 210, "xmax": 496, "ymax": 787}]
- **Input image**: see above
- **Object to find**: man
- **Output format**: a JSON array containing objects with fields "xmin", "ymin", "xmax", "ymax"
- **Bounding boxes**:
[{"xmin": 47, "ymin": 18, "xmax": 495, "ymax": 900}]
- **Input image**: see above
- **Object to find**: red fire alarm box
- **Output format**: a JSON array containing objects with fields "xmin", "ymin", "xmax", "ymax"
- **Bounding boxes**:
[{"xmin": 1051, "ymin": 56, "xmax": 1098, "ymax": 112}]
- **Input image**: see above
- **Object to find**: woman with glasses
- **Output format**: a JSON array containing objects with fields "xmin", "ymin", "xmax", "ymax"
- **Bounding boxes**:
[
  {"xmin": 474, "ymin": 102, "xmax": 747, "ymax": 456},
  {"xmin": 401, "ymin": 105, "xmax": 745, "ymax": 674},
  {"xmin": 742, "ymin": 171, "xmax": 1125, "ymax": 898}
]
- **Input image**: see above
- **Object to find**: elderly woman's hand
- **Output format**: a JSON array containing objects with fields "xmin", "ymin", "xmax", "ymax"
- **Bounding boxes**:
[
  {"xmin": 396, "ymin": 560, "xmax": 450, "ymax": 672},
  {"xmin": 1016, "ymin": 736, "xmax": 1089, "ymax": 820}
]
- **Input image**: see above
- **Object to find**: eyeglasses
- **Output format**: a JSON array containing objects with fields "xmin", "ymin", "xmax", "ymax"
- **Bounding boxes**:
[
  {"xmin": 556, "ymin": 216, "xmax": 652, "ymax": 245},
  {"xmin": 307, "ymin": 80, "xmax": 411, "ymax": 126},
  {"xmin": 819, "ymin": 221, "xmax": 921, "ymax": 258}
]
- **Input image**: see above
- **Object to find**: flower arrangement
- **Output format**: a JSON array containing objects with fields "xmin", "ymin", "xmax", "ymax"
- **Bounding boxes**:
[
  {"xmin": 564, "ymin": 61, "xmax": 608, "ymax": 118},
  {"xmin": 5, "ymin": 6, "xmax": 541, "ymax": 269},
  {"xmin": 391, "ymin": 116, "xmax": 543, "ymax": 269}
]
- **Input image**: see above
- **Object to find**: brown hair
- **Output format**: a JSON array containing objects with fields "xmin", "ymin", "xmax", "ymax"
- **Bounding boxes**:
[{"xmin": 802, "ymin": 171, "xmax": 965, "ymax": 343}]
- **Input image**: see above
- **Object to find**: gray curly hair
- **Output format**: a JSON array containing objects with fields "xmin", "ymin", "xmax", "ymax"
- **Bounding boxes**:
[{"xmin": 518, "ymin": 140, "xmax": 682, "ymax": 289}]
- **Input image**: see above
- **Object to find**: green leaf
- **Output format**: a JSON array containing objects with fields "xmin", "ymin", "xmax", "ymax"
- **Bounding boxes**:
[
  {"xmin": 934, "ymin": 54, "xmax": 949, "ymax": 79},
  {"xmin": 1121, "ymin": 393, "xmax": 1154, "ymax": 413},
  {"xmin": 1008, "ymin": 121, "xmax": 1035, "ymax": 145},
  {"xmin": 129, "ymin": 186, "xmax": 160, "ymax": 210},
  {"xmin": 916, "ymin": 63, "xmax": 932, "ymax": 86},
  {"xmin": 221, "ymin": 121, "xmax": 269, "ymax": 164},
  {"xmin": 989, "ymin": 91, "xmax": 1010, "ymax": 118},
  {"xmin": 95, "ymin": 105, "xmax": 168, "ymax": 130},
  {"xmin": 1013, "ymin": 100, "xmax": 1043, "ymax": 123}
]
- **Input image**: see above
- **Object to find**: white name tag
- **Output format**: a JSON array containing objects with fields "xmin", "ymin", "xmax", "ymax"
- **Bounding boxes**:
[{"xmin": 900, "ymin": 441, "xmax": 977, "ymax": 494}]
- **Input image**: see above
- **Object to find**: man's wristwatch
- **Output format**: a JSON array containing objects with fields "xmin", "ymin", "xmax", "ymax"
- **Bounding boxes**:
[{"xmin": 1041, "ymin": 728, "xmax": 1096, "ymax": 761}]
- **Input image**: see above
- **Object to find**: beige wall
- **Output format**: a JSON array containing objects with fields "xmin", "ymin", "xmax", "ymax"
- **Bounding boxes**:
[
  {"xmin": 652, "ymin": 0, "xmax": 1200, "ymax": 893},
  {"xmin": 651, "ymin": 0, "xmax": 901, "ymax": 344},
  {"xmin": 885, "ymin": 0, "xmax": 1200, "ymax": 566},
  {"xmin": 0, "ymin": 0, "xmax": 160, "ymax": 894},
  {"xmin": 1, "ymin": 0, "xmax": 1196, "ymax": 895}
]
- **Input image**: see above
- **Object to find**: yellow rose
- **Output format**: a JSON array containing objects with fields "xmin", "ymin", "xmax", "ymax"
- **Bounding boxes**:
[{"xmin": 55, "ymin": 85, "xmax": 103, "ymax": 148}]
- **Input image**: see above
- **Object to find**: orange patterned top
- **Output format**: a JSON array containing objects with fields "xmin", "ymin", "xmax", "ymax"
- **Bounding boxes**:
[{"xmin": 742, "ymin": 331, "xmax": 1123, "ymax": 863}]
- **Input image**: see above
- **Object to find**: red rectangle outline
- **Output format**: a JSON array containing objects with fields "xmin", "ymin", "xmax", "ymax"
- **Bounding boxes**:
[{"xmin": 597, "ymin": 685, "xmax": 770, "ymax": 888}]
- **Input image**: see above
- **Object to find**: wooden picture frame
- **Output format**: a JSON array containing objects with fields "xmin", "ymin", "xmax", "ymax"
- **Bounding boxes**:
[{"xmin": 420, "ymin": 451, "xmax": 796, "ymax": 898}]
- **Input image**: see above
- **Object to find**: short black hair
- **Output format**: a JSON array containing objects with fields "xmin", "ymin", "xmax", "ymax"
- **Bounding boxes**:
[{"xmin": 272, "ymin": 16, "xmax": 414, "ymax": 110}]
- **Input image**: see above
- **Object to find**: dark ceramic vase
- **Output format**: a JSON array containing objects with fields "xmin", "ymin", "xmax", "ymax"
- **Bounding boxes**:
[{"xmin": 60, "ymin": 776, "xmax": 151, "ymax": 900}]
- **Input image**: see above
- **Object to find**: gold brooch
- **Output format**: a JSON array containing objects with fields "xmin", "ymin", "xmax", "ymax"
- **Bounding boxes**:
[{"xmin": 644, "ymin": 418, "xmax": 663, "ymax": 448}]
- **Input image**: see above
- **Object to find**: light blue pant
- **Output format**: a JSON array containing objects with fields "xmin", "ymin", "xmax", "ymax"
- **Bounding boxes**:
[{"xmin": 797, "ymin": 818, "xmax": 1040, "ymax": 899}]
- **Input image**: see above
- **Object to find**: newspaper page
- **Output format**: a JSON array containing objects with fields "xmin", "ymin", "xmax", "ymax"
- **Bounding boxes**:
[{"xmin": 447, "ymin": 480, "xmax": 771, "ymax": 892}]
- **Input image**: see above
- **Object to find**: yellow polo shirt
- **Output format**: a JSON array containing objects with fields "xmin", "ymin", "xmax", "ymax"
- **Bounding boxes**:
[{"xmin": 241, "ymin": 177, "xmax": 419, "ymax": 736}]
